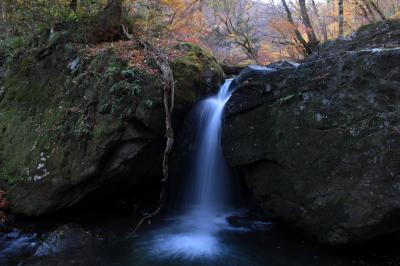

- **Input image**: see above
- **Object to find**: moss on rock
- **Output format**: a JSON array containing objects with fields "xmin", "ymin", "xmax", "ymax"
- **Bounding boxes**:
[
  {"xmin": 0, "ymin": 32, "xmax": 223, "ymax": 215},
  {"xmin": 172, "ymin": 43, "xmax": 224, "ymax": 104}
]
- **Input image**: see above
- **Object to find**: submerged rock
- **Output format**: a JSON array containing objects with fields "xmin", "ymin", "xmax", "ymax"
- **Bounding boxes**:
[
  {"xmin": 222, "ymin": 20, "xmax": 400, "ymax": 245},
  {"xmin": 0, "ymin": 224, "xmax": 103, "ymax": 265},
  {"xmin": 34, "ymin": 224, "xmax": 96, "ymax": 257},
  {"xmin": 226, "ymin": 215, "xmax": 272, "ymax": 231},
  {"xmin": 220, "ymin": 63, "xmax": 248, "ymax": 76},
  {"xmin": 0, "ymin": 33, "xmax": 224, "ymax": 216},
  {"xmin": 0, "ymin": 229, "xmax": 38, "ymax": 264}
]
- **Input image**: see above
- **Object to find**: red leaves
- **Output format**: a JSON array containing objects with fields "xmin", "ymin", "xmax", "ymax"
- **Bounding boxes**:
[{"xmin": 0, "ymin": 189, "xmax": 9, "ymax": 224}]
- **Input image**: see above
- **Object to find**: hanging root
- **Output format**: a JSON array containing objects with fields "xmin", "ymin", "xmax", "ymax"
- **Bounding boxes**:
[{"xmin": 123, "ymin": 27, "xmax": 175, "ymax": 234}]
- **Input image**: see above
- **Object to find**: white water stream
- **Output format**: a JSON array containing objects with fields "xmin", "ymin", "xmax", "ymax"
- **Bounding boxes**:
[
  {"xmin": 146, "ymin": 79, "xmax": 236, "ymax": 259},
  {"xmin": 188, "ymin": 78, "xmax": 234, "ymax": 215}
]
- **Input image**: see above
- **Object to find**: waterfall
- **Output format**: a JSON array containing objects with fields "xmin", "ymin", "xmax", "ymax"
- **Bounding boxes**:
[
  {"xmin": 187, "ymin": 78, "xmax": 234, "ymax": 217},
  {"xmin": 145, "ymin": 79, "xmax": 236, "ymax": 259}
]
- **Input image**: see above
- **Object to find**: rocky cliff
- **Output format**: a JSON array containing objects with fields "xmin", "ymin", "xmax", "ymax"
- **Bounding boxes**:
[
  {"xmin": 222, "ymin": 20, "xmax": 400, "ymax": 245},
  {"xmin": 0, "ymin": 32, "xmax": 224, "ymax": 216}
]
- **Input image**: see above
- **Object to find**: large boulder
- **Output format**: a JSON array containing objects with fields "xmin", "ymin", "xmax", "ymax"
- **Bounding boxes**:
[
  {"xmin": 0, "ymin": 32, "xmax": 224, "ymax": 216},
  {"xmin": 222, "ymin": 20, "xmax": 400, "ymax": 245}
]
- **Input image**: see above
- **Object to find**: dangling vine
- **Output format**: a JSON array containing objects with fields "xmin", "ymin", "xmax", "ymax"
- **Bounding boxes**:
[{"xmin": 122, "ymin": 25, "xmax": 175, "ymax": 233}]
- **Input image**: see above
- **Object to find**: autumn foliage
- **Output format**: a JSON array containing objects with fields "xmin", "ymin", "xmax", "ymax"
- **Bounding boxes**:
[{"xmin": 0, "ymin": 0, "xmax": 399, "ymax": 64}]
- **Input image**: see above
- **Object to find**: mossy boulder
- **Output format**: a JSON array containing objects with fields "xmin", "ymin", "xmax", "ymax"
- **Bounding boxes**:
[
  {"xmin": 172, "ymin": 43, "xmax": 224, "ymax": 104},
  {"xmin": 0, "ymin": 33, "xmax": 223, "ymax": 216},
  {"xmin": 222, "ymin": 20, "xmax": 400, "ymax": 245}
]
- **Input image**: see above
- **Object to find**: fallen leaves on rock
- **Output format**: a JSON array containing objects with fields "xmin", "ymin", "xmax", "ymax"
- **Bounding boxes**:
[{"xmin": 77, "ymin": 35, "xmax": 187, "ymax": 76}]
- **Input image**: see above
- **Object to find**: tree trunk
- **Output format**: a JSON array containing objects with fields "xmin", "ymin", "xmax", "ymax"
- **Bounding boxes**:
[
  {"xmin": 311, "ymin": 0, "xmax": 328, "ymax": 41},
  {"xmin": 0, "ymin": 2, "xmax": 4, "ymax": 26},
  {"xmin": 354, "ymin": 0, "xmax": 373, "ymax": 21},
  {"xmin": 70, "ymin": 0, "xmax": 78, "ymax": 11},
  {"xmin": 298, "ymin": 0, "xmax": 319, "ymax": 50},
  {"xmin": 369, "ymin": 0, "xmax": 386, "ymax": 20},
  {"xmin": 96, "ymin": 0, "xmax": 123, "ymax": 41},
  {"xmin": 338, "ymin": 0, "xmax": 344, "ymax": 36},
  {"xmin": 281, "ymin": 0, "xmax": 312, "ymax": 55},
  {"xmin": 0, "ymin": 2, "xmax": 3, "ymax": 38},
  {"xmin": 1, "ymin": 1, "xmax": 9, "ymax": 37},
  {"xmin": 361, "ymin": 0, "xmax": 377, "ymax": 20}
]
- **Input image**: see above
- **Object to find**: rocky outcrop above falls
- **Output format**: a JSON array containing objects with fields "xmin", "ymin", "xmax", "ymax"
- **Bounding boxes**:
[
  {"xmin": 0, "ymin": 33, "xmax": 224, "ymax": 216},
  {"xmin": 222, "ymin": 20, "xmax": 400, "ymax": 245}
]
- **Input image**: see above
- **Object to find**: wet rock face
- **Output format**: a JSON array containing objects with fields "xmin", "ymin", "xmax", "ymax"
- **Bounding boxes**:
[
  {"xmin": 0, "ymin": 34, "xmax": 224, "ymax": 216},
  {"xmin": 222, "ymin": 20, "xmax": 400, "ymax": 245}
]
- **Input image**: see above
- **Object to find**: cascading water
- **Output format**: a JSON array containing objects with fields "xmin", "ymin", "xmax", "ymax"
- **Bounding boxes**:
[
  {"xmin": 139, "ymin": 79, "xmax": 237, "ymax": 260},
  {"xmin": 188, "ymin": 78, "xmax": 234, "ymax": 216}
]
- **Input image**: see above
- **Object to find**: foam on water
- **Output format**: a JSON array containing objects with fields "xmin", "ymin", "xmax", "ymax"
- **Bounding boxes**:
[
  {"xmin": 249, "ymin": 64, "xmax": 274, "ymax": 71},
  {"xmin": 141, "ymin": 211, "xmax": 245, "ymax": 261},
  {"xmin": 148, "ymin": 229, "xmax": 222, "ymax": 259}
]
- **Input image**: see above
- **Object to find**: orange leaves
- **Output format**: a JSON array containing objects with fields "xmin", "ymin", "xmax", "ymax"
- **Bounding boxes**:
[
  {"xmin": 78, "ymin": 38, "xmax": 188, "ymax": 75},
  {"xmin": 161, "ymin": 0, "xmax": 186, "ymax": 11},
  {"xmin": 269, "ymin": 18, "xmax": 298, "ymax": 36},
  {"xmin": 80, "ymin": 40, "xmax": 158, "ymax": 74},
  {"xmin": 163, "ymin": 0, "xmax": 208, "ymax": 39}
]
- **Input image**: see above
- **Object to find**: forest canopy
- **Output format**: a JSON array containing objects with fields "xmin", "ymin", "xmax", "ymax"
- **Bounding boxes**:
[{"xmin": 0, "ymin": 0, "xmax": 398, "ymax": 64}]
